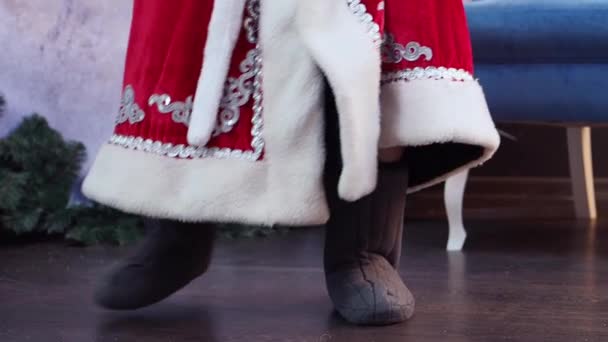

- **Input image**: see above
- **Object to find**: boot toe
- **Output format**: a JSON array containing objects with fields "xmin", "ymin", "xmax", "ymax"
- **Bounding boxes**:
[
  {"xmin": 94, "ymin": 264, "xmax": 160, "ymax": 310},
  {"xmin": 93, "ymin": 221, "xmax": 216, "ymax": 311},
  {"xmin": 326, "ymin": 259, "xmax": 415, "ymax": 325},
  {"xmin": 94, "ymin": 261, "xmax": 191, "ymax": 310}
]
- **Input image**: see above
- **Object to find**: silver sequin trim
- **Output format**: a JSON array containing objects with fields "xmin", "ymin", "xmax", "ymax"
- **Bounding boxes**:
[
  {"xmin": 248, "ymin": 0, "xmax": 265, "ymax": 157},
  {"xmin": 148, "ymin": 94, "xmax": 193, "ymax": 127},
  {"xmin": 109, "ymin": 134, "xmax": 258, "ymax": 161},
  {"xmin": 382, "ymin": 34, "xmax": 433, "ymax": 63},
  {"xmin": 244, "ymin": 0, "xmax": 260, "ymax": 44},
  {"xmin": 346, "ymin": 0, "xmax": 382, "ymax": 47},
  {"xmin": 116, "ymin": 86, "xmax": 145, "ymax": 124},
  {"xmin": 381, "ymin": 67, "xmax": 474, "ymax": 84},
  {"xmin": 250, "ymin": 45, "xmax": 264, "ymax": 156}
]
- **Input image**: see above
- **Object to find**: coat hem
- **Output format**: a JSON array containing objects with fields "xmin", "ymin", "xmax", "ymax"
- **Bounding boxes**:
[
  {"xmin": 379, "ymin": 78, "xmax": 501, "ymax": 193},
  {"xmin": 82, "ymin": 144, "xmax": 330, "ymax": 226}
]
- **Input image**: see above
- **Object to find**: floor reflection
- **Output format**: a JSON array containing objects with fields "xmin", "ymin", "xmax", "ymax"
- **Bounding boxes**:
[{"xmin": 95, "ymin": 304, "xmax": 217, "ymax": 342}]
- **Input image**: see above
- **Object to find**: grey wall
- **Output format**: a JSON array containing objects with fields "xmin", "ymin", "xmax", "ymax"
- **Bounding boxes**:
[{"xmin": 0, "ymin": 0, "xmax": 132, "ymax": 171}]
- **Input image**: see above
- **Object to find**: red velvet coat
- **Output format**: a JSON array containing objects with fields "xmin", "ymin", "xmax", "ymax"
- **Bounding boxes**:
[{"xmin": 83, "ymin": 0, "xmax": 499, "ymax": 225}]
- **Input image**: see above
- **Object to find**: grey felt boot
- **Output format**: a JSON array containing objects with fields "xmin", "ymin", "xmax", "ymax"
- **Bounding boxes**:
[
  {"xmin": 94, "ymin": 219, "xmax": 216, "ymax": 310},
  {"xmin": 324, "ymin": 163, "xmax": 415, "ymax": 325}
]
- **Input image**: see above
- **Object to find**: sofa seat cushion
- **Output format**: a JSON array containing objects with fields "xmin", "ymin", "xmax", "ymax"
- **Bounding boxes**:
[{"xmin": 466, "ymin": 0, "xmax": 608, "ymax": 63}]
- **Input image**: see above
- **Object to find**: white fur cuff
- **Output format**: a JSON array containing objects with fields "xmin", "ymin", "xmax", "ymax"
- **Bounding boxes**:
[{"xmin": 188, "ymin": 0, "xmax": 248, "ymax": 146}]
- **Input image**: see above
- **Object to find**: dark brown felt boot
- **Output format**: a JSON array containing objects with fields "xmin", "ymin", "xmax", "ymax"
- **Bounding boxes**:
[
  {"xmin": 94, "ymin": 219, "xmax": 216, "ymax": 310},
  {"xmin": 324, "ymin": 163, "xmax": 415, "ymax": 325}
]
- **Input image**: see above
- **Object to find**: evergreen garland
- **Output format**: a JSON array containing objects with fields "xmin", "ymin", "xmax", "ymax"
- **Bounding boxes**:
[
  {"xmin": 218, "ymin": 223, "xmax": 289, "ymax": 240},
  {"xmin": 0, "ymin": 114, "xmax": 85, "ymax": 234},
  {"xmin": 0, "ymin": 114, "xmax": 144, "ymax": 245}
]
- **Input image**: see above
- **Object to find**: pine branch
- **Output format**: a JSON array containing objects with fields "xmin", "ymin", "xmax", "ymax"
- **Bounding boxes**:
[
  {"xmin": 8, "ymin": 208, "xmax": 44, "ymax": 234},
  {"xmin": 0, "ymin": 170, "xmax": 28, "ymax": 211},
  {"xmin": 0, "ymin": 94, "xmax": 5, "ymax": 118},
  {"xmin": 0, "ymin": 115, "xmax": 85, "ymax": 237}
]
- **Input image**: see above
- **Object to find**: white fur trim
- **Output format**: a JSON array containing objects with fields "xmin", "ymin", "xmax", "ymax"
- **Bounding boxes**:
[
  {"xmin": 187, "ymin": 0, "xmax": 247, "ymax": 146},
  {"xmin": 82, "ymin": 144, "xmax": 329, "ymax": 226},
  {"xmin": 296, "ymin": 0, "xmax": 381, "ymax": 202},
  {"xmin": 380, "ymin": 79, "xmax": 501, "ymax": 193}
]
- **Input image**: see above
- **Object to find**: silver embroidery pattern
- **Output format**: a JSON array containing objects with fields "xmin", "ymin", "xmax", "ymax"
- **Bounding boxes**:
[
  {"xmin": 116, "ymin": 86, "xmax": 145, "ymax": 124},
  {"xmin": 214, "ymin": 50, "xmax": 256, "ymax": 136},
  {"xmin": 110, "ymin": 47, "xmax": 264, "ymax": 162},
  {"xmin": 382, "ymin": 34, "xmax": 433, "ymax": 63},
  {"xmin": 212, "ymin": 0, "xmax": 261, "ymax": 137},
  {"xmin": 381, "ymin": 67, "xmax": 474, "ymax": 84},
  {"xmin": 110, "ymin": 0, "xmax": 265, "ymax": 162},
  {"xmin": 148, "ymin": 94, "xmax": 193, "ymax": 127},
  {"xmin": 346, "ymin": 0, "xmax": 382, "ymax": 47}
]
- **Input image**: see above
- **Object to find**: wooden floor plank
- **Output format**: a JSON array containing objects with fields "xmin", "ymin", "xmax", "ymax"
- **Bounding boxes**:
[{"xmin": 1, "ymin": 219, "xmax": 607, "ymax": 342}]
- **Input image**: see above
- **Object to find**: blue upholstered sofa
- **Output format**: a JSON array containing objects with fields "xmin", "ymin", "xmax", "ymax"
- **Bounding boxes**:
[{"xmin": 444, "ymin": 0, "xmax": 608, "ymax": 250}]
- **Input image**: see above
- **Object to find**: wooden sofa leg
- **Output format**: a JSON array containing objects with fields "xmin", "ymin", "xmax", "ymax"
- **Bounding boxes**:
[
  {"xmin": 444, "ymin": 170, "xmax": 469, "ymax": 251},
  {"xmin": 567, "ymin": 126, "xmax": 598, "ymax": 220}
]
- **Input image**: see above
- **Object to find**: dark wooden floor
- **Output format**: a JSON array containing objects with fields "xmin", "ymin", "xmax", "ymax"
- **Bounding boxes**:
[{"xmin": 1, "ymin": 219, "xmax": 607, "ymax": 342}]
